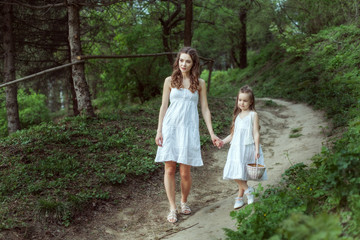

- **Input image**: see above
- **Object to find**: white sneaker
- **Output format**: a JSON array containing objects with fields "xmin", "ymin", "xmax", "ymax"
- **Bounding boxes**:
[
  {"xmin": 234, "ymin": 197, "xmax": 245, "ymax": 209},
  {"xmin": 245, "ymin": 187, "xmax": 255, "ymax": 204}
]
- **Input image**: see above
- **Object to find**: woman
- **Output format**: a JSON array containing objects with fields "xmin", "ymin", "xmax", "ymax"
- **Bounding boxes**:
[{"xmin": 155, "ymin": 47, "xmax": 219, "ymax": 223}]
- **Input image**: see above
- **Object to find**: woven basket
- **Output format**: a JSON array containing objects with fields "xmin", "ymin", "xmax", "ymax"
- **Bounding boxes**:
[{"xmin": 247, "ymin": 160, "xmax": 266, "ymax": 180}]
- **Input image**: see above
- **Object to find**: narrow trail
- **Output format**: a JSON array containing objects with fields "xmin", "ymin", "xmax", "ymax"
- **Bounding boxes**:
[{"xmin": 66, "ymin": 98, "xmax": 329, "ymax": 240}]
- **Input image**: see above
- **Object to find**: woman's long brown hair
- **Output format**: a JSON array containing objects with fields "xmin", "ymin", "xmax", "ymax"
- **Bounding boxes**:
[
  {"xmin": 171, "ymin": 47, "xmax": 200, "ymax": 93},
  {"xmin": 230, "ymin": 85, "xmax": 256, "ymax": 134}
]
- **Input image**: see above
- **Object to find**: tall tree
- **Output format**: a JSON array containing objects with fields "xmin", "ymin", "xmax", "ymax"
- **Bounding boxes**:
[
  {"xmin": 184, "ymin": 0, "xmax": 193, "ymax": 46},
  {"xmin": 229, "ymin": 0, "xmax": 260, "ymax": 69},
  {"xmin": 238, "ymin": 5, "xmax": 247, "ymax": 68},
  {"xmin": 67, "ymin": 0, "xmax": 95, "ymax": 117},
  {"xmin": 2, "ymin": 3, "xmax": 21, "ymax": 134},
  {"xmin": 158, "ymin": 0, "xmax": 184, "ymax": 65}
]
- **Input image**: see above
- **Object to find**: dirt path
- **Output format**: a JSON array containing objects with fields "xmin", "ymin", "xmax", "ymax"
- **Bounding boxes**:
[{"xmin": 65, "ymin": 98, "xmax": 329, "ymax": 240}]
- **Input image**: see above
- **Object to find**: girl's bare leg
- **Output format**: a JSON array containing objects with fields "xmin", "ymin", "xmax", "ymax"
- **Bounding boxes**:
[
  {"xmin": 179, "ymin": 163, "xmax": 192, "ymax": 203},
  {"xmin": 234, "ymin": 179, "xmax": 248, "ymax": 197},
  {"xmin": 164, "ymin": 161, "xmax": 177, "ymax": 210}
]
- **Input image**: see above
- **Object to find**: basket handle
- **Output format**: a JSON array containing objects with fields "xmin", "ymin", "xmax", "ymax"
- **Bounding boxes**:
[{"xmin": 255, "ymin": 155, "xmax": 259, "ymax": 175}]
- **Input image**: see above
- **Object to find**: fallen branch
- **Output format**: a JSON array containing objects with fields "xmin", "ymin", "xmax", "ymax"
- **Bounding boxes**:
[
  {"xmin": 0, "ymin": 61, "xmax": 85, "ymax": 89},
  {"xmin": 77, "ymin": 53, "xmax": 214, "ymax": 62},
  {"xmin": 77, "ymin": 52, "xmax": 177, "ymax": 60}
]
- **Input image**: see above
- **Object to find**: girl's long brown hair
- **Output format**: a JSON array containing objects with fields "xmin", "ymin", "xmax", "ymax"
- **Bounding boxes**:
[
  {"xmin": 171, "ymin": 47, "xmax": 200, "ymax": 93},
  {"xmin": 230, "ymin": 85, "xmax": 256, "ymax": 134}
]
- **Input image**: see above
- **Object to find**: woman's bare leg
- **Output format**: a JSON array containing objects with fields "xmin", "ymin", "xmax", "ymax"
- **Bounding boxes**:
[
  {"xmin": 179, "ymin": 163, "xmax": 192, "ymax": 203},
  {"xmin": 164, "ymin": 161, "xmax": 177, "ymax": 210}
]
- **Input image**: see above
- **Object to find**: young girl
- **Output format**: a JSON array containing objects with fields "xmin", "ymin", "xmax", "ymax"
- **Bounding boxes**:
[{"xmin": 217, "ymin": 85, "xmax": 266, "ymax": 209}]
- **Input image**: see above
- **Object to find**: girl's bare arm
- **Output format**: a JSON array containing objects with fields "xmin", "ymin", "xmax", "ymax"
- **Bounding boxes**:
[
  {"xmin": 253, "ymin": 112, "xmax": 260, "ymax": 159},
  {"xmin": 222, "ymin": 133, "xmax": 233, "ymax": 145}
]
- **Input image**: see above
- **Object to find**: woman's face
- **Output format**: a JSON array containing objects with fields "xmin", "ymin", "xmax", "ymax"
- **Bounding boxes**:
[
  {"xmin": 179, "ymin": 53, "xmax": 193, "ymax": 74},
  {"xmin": 238, "ymin": 92, "xmax": 252, "ymax": 111}
]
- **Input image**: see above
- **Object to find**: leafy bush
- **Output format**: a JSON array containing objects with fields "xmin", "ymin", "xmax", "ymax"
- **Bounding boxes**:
[
  {"xmin": 315, "ymin": 116, "xmax": 360, "ymax": 198},
  {"xmin": 201, "ymin": 68, "xmax": 252, "ymax": 97},
  {"xmin": 0, "ymin": 89, "xmax": 50, "ymax": 137},
  {"xmin": 271, "ymin": 213, "xmax": 343, "ymax": 240}
]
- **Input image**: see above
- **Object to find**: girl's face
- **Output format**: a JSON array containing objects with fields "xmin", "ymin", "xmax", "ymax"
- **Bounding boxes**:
[
  {"xmin": 238, "ymin": 92, "xmax": 252, "ymax": 111},
  {"xmin": 179, "ymin": 53, "xmax": 193, "ymax": 74}
]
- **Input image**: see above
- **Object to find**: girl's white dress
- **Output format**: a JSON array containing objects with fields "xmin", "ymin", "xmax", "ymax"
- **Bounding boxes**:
[
  {"xmin": 155, "ymin": 88, "xmax": 203, "ymax": 166},
  {"xmin": 223, "ymin": 111, "xmax": 267, "ymax": 180}
]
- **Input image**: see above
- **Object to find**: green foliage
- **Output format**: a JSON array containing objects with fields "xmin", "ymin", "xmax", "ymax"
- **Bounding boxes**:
[
  {"xmin": 0, "ymin": 107, "xmax": 158, "ymax": 228},
  {"xmin": 193, "ymin": 0, "xmax": 274, "ymax": 69},
  {"xmin": 315, "ymin": 116, "xmax": 360, "ymax": 197},
  {"xmin": 263, "ymin": 100, "xmax": 280, "ymax": 108},
  {"xmin": 225, "ymin": 164, "xmax": 343, "ymax": 239},
  {"xmin": 201, "ymin": 68, "xmax": 252, "ymax": 97},
  {"xmin": 0, "ymin": 89, "xmax": 50, "ymax": 137},
  {"xmin": 83, "ymin": 2, "xmax": 173, "ymax": 108},
  {"xmin": 18, "ymin": 89, "xmax": 51, "ymax": 128},
  {"xmin": 246, "ymin": 25, "xmax": 360, "ymax": 127},
  {"xmin": 95, "ymin": 56, "xmax": 168, "ymax": 108},
  {"xmin": 271, "ymin": 0, "xmax": 355, "ymax": 35},
  {"xmin": 271, "ymin": 213, "xmax": 343, "ymax": 240}
]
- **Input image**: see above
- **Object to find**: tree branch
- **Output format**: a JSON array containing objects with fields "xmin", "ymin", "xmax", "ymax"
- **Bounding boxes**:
[
  {"xmin": 0, "ymin": 61, "xmax": 85, "ymax": 89},
  {"xmin": 0, "ymin": 1, "xmax": 65, "ymax": 9},
  {"xmin": 78, "ymin": 52, "xmax": 178, "ymax": 60},
  {"xmin": 78, "ymin": 53, "xmax": 214, "ymax": 62}
]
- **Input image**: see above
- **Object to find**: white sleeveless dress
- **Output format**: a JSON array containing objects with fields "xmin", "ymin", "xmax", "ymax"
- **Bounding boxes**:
[
  {"xmin": 155, "ymin": 88, "xmax": 203, "ymax": 166},
  {"xmin": 223, "ymin": 111, "xmax": 267, "ymax": 180}
]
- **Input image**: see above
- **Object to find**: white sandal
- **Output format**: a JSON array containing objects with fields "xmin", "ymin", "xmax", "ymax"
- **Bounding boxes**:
[
  {"xmin": 245, "ymin": 187, "xmax": 255, "ymax": 204},
  {"xmin": 180, "ymin": 202, "xmax": 191, "ymax": 215},
  {"xmin": 234, "ymin": 197, "xmax": 245, "ymax": 209},
  {"xmin": 167, "ymin": 209, "xmax": 178, "ymax": 223}
]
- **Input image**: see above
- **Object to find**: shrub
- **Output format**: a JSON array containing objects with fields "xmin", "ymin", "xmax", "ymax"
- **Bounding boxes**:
[{"xmin": 0, "ymin": 89, "xmax": 50, "ymax": 137}]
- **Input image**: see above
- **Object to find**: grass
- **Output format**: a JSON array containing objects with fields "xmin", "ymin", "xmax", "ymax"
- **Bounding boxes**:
[
  {"xmin": 263, "ymin": 100, "xmax": 280, "ymax": 108},
  {"xmin": 289, "ymin": 127, "xmax": 303, "ymax": 138}
]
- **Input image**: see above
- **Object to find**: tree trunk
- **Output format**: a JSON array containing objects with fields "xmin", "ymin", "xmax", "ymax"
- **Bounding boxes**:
[
  {"xmin": 159, "ymin": 1, "xmax": 183, "ymax": 65},
  {"xmin": 47, "ymin": 76, "xmax": 61, "ymax": 112},
  {"xmin": 161, "ymin": 24, "xmax": 174, "ymax": 65},
  {"xmin": 238, "ymin": 6, "xmax": 247, "ymax": 69},
  {"xmin": 355, "ymin": 0, "xmax": 359, "ymax": 23},
  {"xmin": 2, "ymin": 4, "xmax": 21, "ymax": 134},
  {"xmin": 67, "ymin": 67, "xmax": 80, "ymax": 115},
  {"xmin": 67, "ymin": 0, "xmax": 95, "ymax": 117},
  {"xmin": 184, "ymin": 0, "xmax": 193, "ymax": 47},
  {"xmin": 67, "ymin": 41, "xmax": 80, "ymax": 116}
]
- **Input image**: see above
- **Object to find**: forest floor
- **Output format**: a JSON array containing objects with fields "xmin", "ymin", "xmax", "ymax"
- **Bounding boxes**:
[{"xmin": 53, "ymin": 98, "xmax": 330, "ymax": 240}]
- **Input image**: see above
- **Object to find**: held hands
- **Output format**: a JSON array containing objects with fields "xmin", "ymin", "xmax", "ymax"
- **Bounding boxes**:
[
  {"xmin": 215, "ymin": 139, "xmax": 224, "ymax": 149},
  {"xmin": 210, "ymin": 134, "xmax": 221, "ymax": 148},
  {"xmin": 210, "ymin": 133, "xmax": 224, "ymax": 149},
  {"xmin": 156, "ymin": 132, "xmax": 225, "ymax": 149},
  {"xmin": 211, "ymin": 133, "xmax": 224, "ymax": 149}
]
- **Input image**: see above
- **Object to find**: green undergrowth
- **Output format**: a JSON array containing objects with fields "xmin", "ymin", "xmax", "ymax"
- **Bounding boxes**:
[
  {"xmin": 222, "ymin": 24, "xmax": 360, "ymax": 239},
  {"xmin": 0, "ymin": 96, "xmax": 233, "ymax": 230},
  {"xmin": 0, "ymin": 89, "xmax": 51, "ymax": 137}
]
